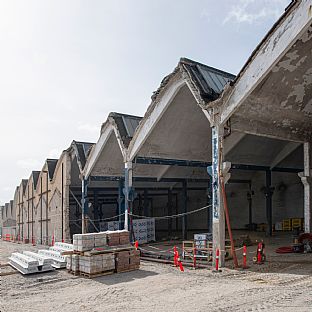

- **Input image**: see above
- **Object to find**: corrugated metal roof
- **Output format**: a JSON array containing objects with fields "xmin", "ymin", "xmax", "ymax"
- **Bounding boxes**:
[
  {"xmin": 181, "ymin": 58, "xmax": 235, "ymax": 101},
  {"xmin": 109, "ymin": 112, "xmax": 142, "ymax": 147},
  {"xmin": 73, "ymin": 141, "xmax": 95, "ymax": 171}
]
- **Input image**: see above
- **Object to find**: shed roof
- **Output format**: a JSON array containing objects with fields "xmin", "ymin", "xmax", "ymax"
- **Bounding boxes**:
[
  {"xmin": 151, "ymin": 57, "xmax": 235, "ymax": 104},
  {"xmin": 72, "ymin": 141, "xmax": 95, "ymax": 171},
  {"xmin": 108, "ymin": 112, "xmax": 142, "ymax": 148}
]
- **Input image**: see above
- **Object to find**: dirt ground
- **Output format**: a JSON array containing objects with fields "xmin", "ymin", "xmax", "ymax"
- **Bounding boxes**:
[{"xmin": 1, "ymin": 235, "xmax": 312, "ymax": 312}]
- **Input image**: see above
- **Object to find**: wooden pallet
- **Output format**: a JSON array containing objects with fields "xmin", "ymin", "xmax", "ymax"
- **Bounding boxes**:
[
  {"xmin": 79, "ymin": 269, "xmax": 115, "ymax": 278},
  {"xmin": 67, "ymin": 269, "xmax": 80, "ymax": 276}
]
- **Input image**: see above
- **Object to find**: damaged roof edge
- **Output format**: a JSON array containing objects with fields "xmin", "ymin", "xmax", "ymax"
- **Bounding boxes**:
[{"xmin": 230, "ymin": 0, "xmax": 297, "ymax": 86}]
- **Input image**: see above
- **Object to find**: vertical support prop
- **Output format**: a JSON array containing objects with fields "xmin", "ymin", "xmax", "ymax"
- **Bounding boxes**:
[
  {"xmin": 40, "ymin": 176, "xmax": 43, "ymax": 244},
  {"xmin": 168, "ymin": 189, "xmax": 173, "ymax": 238},
  {"xmin": 265, "ymin": 170, "xmax": 273, "ymax": 236},
  {"xmin": 27, "ymin": 184, "xmax": 30, "ymax": 241},
  {"xmin": 46, "ymin": 171, "xmax": 49, "ymax": 245},
  {"xmin": 81, "ymin": 178, "xmax": 88, "ymax": 234},
  {"xmin": 118, "ymin": 179, "xmax": 125, "ymax": 228},
  {"xmin": 212, "ymin": 126, "xmax": 225, "ymax": 267},
  {"xmin": 61, "ymin": 163, "xmax": 64, "ymax": 241},
  {"xmin": 182, "ymin": 180, "xmax": 187, "ymax": 240},
  {"xmin": 144, "ymin": 188, "xmax": 149, "ymax": 217}
]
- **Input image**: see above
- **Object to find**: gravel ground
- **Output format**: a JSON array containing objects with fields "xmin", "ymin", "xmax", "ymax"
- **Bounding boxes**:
[{"xmin": 1, "ymin": 240, "xmax": 312, "ymax": 312}]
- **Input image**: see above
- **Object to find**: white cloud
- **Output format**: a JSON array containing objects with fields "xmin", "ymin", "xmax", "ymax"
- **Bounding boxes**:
[{"xmin": 223, "ymin": 0, "xmax": 289, "ymax": 25}]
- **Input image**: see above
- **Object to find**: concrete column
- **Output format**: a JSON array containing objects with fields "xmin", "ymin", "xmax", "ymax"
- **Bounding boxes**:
[
  {"xmin": 212, "ymin": 126, "xmax": 225, "ymax": 267},
  {"xmin": 299, "ymin": 142, "xmax": 312, "ymax": 233},
  {"xmin": 124, "ymin": 161, "xmax": 133, "ymax": 231}
]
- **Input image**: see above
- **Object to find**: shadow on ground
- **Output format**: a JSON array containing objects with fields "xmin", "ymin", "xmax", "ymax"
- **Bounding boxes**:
[{"xmin": 94, "ymin": 268, "xmax": 159, "ymax": 285}]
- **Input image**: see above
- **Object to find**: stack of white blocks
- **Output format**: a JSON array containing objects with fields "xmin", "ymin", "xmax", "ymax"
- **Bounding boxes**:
[
  {"xmin": 23, "ymin": 251, "xmax": 54, "ymax": 272},
  {"xmin": 9, "ymin": 253, "xmax": 40, "ymax": 274}
]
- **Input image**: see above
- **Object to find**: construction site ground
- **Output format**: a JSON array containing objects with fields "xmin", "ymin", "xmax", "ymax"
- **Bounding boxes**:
[{"xmin": 1, "ymin": 232, "xmax": 312, "ymax": 312}]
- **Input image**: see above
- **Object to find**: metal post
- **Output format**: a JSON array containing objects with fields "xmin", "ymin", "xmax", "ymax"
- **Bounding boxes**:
[
  {"xmin": 94, "ymin": 190, "xmax": 99, "ymax": 229},
  {"xmin": 40, "ymin": 176, "xmax": 43, "ymax": 244},
  {"xmin": 247, "ymin": 187, "xmax": 253, "ymax": 230},
  {"xmin": 32, "ymin": 183, "xmax": 34, "ymax": 243},
  {"xmin": 182, "ymin": 180, "xmax": 187, "ymax": 240},
  {"xmin": 61, "ymin": 163, "xmax": 64, "ymax": 241},
  {"xmin": 27, "ymin": 184, "xmax": 30, "ymax": 240},
  {"xmin": 144, "ymin": 188, "xmax": 148, "ymax": 217},
  {"xmin": 81, "ymin": 178, "xmax": 88, "ymax": 234},
  {"xmin": 124, "ymin": 161, "xmax": 133, "ymax": 231},
  {"xmin": 212, "ymin": 126, "xmax": 225, "ymax": 267},
  {"xmin": 265, "ymin": 170, "xmax": 273, "ymax": 236},
  {"xmin": 18, "ymin": 191, "xmax": 20, "ymax": 240},
  {"xmin": 46, "ymin": 171, "xmax": 49, "ymax": 245},
  {"xmin": 168, "ymin": 189, "xmax": 173, "ymax": 238},
  {"xmin": 207, "ymin": 182, "xmax": 212, "ymax": 233},
  {"xmin": 118, "ymin": 179, "xmax": 124, "ymax": 227}
]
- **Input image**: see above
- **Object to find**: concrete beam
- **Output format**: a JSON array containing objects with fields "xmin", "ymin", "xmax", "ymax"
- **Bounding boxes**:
[
  {"xmin": 157, "ymin": 165, "xmax": 171, "ymax": 182},
  {"xmin": 220, "ymin": 1, "xmax": 312, "ymax": 125},
  {"xmin": 270, "ymin": 142, "xmax": 301, "ymax": 169},
  {"xmin": 224, "ymin": 132, "xmax": 246, "ymax": 156},
  {"xmin": 231, "ymin": 116, "xmax": 306, "ymax": 143}
]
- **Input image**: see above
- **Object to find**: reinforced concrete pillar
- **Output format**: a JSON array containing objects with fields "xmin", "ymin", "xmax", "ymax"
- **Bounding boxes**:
[
  {"xmin": 212, "ymin": 126, "xmax": 225, "ymax": 267},
  {"xmin": 299, "ymin": 142, "xmax": 312, "ymax": 233},
  {"xmin": 124, "ymin": 161, "xmax": 133, "ymax": 231}
]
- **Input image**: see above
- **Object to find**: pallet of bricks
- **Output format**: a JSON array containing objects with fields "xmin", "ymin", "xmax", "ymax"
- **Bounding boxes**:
[{"xmin": 66, "ymin": 230, "xmax": 140, "ymax": 278}]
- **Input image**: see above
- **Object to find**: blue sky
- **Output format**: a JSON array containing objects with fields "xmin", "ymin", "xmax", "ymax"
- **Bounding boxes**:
[{"xmin": 0, "ymin": 0, "xmax": 290, "ymax": 204}]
